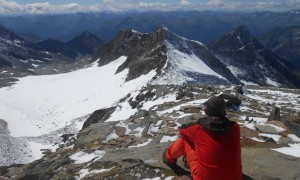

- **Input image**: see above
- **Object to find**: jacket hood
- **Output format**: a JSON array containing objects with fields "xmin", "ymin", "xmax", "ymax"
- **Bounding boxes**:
[{"xmin": 197, "ymin": 116, "xmax": 235, "ymax": 133}]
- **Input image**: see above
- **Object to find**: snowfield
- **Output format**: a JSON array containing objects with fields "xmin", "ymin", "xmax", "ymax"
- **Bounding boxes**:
[
  {"xmin": 0, "ymin": 56, "xmax": 156, "ymax": 137},
  {"xmin": 0, "ymin": 56, "xmax": 157, "ymax": 165}
]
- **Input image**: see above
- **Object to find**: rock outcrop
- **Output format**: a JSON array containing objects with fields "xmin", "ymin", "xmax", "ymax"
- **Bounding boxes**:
[{"xmin": 82, "ymin": 107, "xmax": 116, "ymax": 130}]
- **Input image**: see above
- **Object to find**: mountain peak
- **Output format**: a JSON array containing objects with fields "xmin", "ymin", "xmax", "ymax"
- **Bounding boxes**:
[
  {"xmin": 67, "ymin": 31, "xmax": 104, "ymax": 55},
  {"xmin": 235, "ymin": 25, "xmax": 250, "ymax": 34},
  {"xmin": 0, "ymin": 25, "xmax": 25, "ymax": 45},
  {"xmin": 156, "ymin": 25, "xmax": 169, "ymax": 32},
  {"xmin": 93, "ymin": 26, "xmax": 238, "ymax": 85},
  {"xmin": 93, "ymin": 27, "xmax": 166, "ymax": 81},
  {"xmin": 80, "ymin": 31, "xmax": 96, "ymax": 38},
  {"xmin": 210, "ymin": 25, "xmax": 263, "ymax": 51},
  {"xmin": 209, "ymin": 26, "xmax": 300, "ymax": 88}
]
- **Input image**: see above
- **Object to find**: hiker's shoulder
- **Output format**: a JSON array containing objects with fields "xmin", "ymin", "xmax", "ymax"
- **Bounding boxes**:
[{"xmin": 179, "ymin": 120, "xmax": 200, "ymax": 129}]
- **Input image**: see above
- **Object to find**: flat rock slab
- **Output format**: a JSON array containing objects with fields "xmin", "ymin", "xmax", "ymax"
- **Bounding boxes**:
[
  {"xmin": 100, "ymin": 142, "xmax": 171, "ymax": 168},
  {"xmin": 100, "ymin": 142, "xmax": 300, "ymax": 180},
  {"xmin": 242, "ymin": 148, "xmax": 300, "ymax": 179},
  {"xmin": 255, "ymin": 124, "xmax": 279, "ymax": 134}
]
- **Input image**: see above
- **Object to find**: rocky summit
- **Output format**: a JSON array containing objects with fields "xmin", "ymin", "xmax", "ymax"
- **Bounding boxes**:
[
  {"xmin": 93, "ymin": 26, "xmax": 239, "ymax": 85},
  {"xmin": 1, "ymin": 84, "xmax": 300, "ymax": 179}
]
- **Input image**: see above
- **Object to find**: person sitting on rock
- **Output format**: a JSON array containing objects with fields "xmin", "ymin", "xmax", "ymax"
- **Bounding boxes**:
[
  {"xmin": 162, "ymin": 96, "xmax": 242, "ymax": 180},
  {"xmin": 236, "ymin": 83, "xmax": 249, "ymax": 95}
]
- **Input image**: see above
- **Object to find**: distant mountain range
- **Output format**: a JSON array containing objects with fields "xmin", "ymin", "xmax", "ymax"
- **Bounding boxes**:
[
  {"xmin": 0, "ymin": 10, "xmax": 299, "ymax": 69},
  {"xmin": 260, "ymin": 26, "xmax": 300, "ymax": 68},
  {"xmin": 29, "ymin": 31, "xmax": 104, "ymax": 60},
  {"xmin": 92, "ymin": 26, "xmax": 300, "ymax": 88},
  {"xmin": 0, "ymin": 18, "xmax": 299, "ymax": 88},
  {"xmin": 209, "ymin": 26, "xmax": 300, "ymax": 87},
  {"xmin": 0, "ymin": 25, "xmax": 103, "ymax": 86},
  {"xmin": 1, "ymin": 10, "xmax": 300, "ymax": 43}
]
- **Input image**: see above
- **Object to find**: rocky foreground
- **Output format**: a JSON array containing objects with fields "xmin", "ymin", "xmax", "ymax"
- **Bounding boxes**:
[{"xmin": 1, "ymin": 84, "xmax": 300, "ymax": 180}]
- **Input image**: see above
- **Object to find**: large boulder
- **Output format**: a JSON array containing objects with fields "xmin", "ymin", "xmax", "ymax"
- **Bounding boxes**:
[
  {"xmin": 81, "ymin": 107, "xmax": 116, "ymax": 130},
  {"xmin": 176, "ymin": 91, "xmax": 194, "ymax": 100},
  {"xmin": 268, "ymin": 107, "xmax": 281, "ymax": 121},
  {"xmin": 14, "ymin": 155, "xmax": 73, "ymax": 180},
  {"xmin": 283, "ymin": 119, "xmax": 300, "ymax": 137},
  {"xmin": 218, "ymin": 93, "xmax": 242, "ymax": 108},
  {"xmin": 255, "ymin": 124, "xmax": 281, "ymax": 134},
  {"xmin": 75, "ymin": 122, "xmax": 117, "ymax": 149},
  {"xmin": 115, "ymin": 126, "xmax": 126, "ymax": 137},
  {"xmin": 242, "ymin": 148, "xmax": 300, "ymax": 179}
]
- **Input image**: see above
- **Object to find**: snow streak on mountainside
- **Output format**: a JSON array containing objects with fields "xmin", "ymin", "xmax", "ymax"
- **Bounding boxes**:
[
  {"xmin": 154, "ymin": 42, "xmax": 227, "ymax": 85},
  {"xmin": 0, "ymin": 56, "xmax": 157, "ymax": 165},
  {"xmin": 93, "ymin": 26, "xmax": 238, "ymax": 86},
  {"xmin": 151, "ymin": 27, "xmax": 238, "ymax": 85}
]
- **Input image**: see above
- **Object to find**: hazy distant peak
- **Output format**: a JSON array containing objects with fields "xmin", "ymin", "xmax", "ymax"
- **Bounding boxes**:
[{"xmin": 210, "ymin": 25, "xmax": 264, "ymax": 51}]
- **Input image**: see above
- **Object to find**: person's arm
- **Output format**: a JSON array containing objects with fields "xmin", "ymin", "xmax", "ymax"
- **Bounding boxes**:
[{"xmin": 179, "ymin": 122, "xmax": 199, "ymax": 143}]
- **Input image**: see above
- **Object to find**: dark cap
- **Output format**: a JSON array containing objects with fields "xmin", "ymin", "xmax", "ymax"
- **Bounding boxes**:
[{"xmin": 204, "ymin": 96, "xmax": 226, "ymax": 117}]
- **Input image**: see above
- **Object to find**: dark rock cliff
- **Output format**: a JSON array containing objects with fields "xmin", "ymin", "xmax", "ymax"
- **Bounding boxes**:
[
  {"xmin": 93, "ymin": 27, "xmax": 168, "ymax": 81},
  {"xmin": 92, "ymin": 26, "xmax": 239, "ymax": 84}
]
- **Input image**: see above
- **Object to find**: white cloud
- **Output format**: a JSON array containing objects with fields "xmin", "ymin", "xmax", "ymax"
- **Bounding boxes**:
[
  {"xmin": 25, "ymin": 2, "xmax": 85, "ymax": 14},
  {"xmin": 0, "ymin": 0, "xmax": 23, "ymax": 14},
  {"xmin": 0, "ymin": 0, "xmax": 300, "ymax": 14},
  {"xmin": 180, "ymin": 0, "xmax": 191, "ymax": 6},
  {"xmin": 207, "ymin": 0, "xmax": 224, "ymax": 6}
]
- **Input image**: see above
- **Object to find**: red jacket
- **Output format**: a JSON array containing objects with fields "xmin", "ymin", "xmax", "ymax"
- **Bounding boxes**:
[{"xmin": 179, "ymin": 116, "xmax": 242, "ymax": 180}]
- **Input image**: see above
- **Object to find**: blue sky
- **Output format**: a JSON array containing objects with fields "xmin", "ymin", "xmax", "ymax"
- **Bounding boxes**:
[{"xmin": 1, "ymin": 0, "xmax": 300, "ymax": 14}]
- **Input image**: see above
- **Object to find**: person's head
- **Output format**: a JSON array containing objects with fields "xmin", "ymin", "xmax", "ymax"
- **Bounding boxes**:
[{"xmin": 204, "ymin": 96, "xmax": 226, "ymax": 117}]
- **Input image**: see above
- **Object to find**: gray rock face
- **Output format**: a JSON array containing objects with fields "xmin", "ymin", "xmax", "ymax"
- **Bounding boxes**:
[
  {"xmin": 93, "ymin": 28, "xmax": 168, "ymax": 81},
  {"xmin": 278, "ymin": 137, "xmax": 293, "ymax": 145},
  {"xmin": 268, "ymin": 107, "xmax": 281, "ymax": 121},
  {"xmin": 75, "ymin": 122, "xmax": 117, "ymax": 149},
  {"xmin": 242, "ymin": 148, "xmax": 300, "ymax": 180},
  {"xmin": 115, "ymin": 126, "xmax": 126, "ymax": 137},
  {"xmin": 81, "ymin": 107, "xmax": 116, "ymax": 130},
  {"xmin": 14, "ymin": 152, "xmax": 73, "ymax": 180},
  {"xmin": 283, "ymin": 119, "xmax": 300, "ymax": 137}
]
